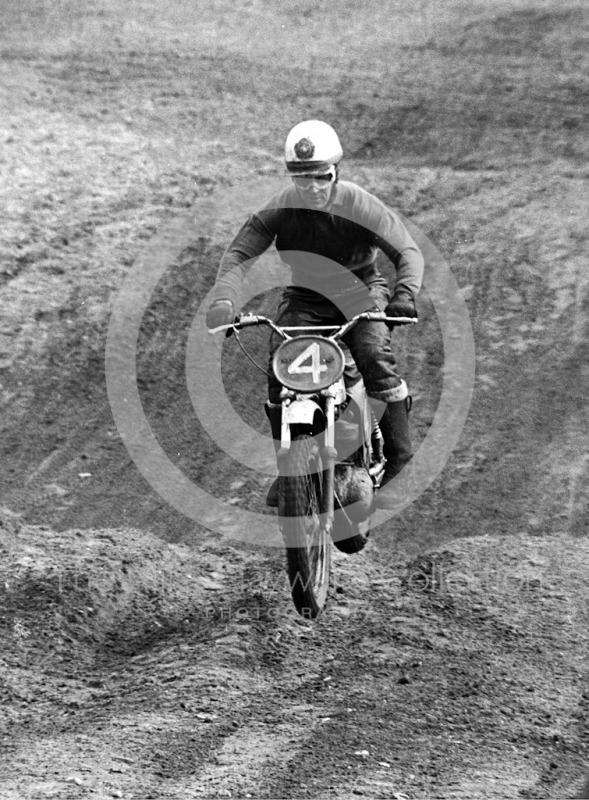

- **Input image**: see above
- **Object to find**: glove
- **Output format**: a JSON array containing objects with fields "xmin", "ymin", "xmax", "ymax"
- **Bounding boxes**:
[
  {"xmin": 385, "ymin": 290, "xmax": 417, "ymax": 327},
  {"xmin": 206, "ymin": 299, "xmax": 235, "ymax": 330}
]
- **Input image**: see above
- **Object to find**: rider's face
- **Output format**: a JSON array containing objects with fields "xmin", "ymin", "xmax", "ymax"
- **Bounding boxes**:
[{"xmin": 292, "ymin": 169, "xmax": 335, "ymax": 210}]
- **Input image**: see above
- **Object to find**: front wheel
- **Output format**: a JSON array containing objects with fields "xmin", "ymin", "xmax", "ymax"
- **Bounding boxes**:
[{"xmin": 279, "ymin": 434, "xmax": 330, "ymax": 618}]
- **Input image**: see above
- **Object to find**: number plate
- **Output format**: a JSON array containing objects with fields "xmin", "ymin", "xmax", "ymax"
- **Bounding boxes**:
[{"xmin": 273, "ymin": 336, "xmax": 345, "ymax": 392}]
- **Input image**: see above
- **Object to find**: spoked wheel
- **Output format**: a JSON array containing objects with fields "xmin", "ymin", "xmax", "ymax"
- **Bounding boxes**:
[{"xmin": 279, "ymin": 434, "xmax": 330, "ymax": 618}]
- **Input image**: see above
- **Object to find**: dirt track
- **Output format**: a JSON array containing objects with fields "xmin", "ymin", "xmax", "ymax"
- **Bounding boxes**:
[
  {"xmin": 2, "ymin": 513, "xmax": 588, "ymax": 798},
  {"xmin": 1, "ymin": 0, "xmax": 589, "ymax": 797}
]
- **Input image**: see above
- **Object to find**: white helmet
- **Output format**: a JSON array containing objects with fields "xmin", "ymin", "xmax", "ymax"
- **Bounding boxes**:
[{"xmin": 284, "ymin": 120, "xmax": 343, "ymax": 176}]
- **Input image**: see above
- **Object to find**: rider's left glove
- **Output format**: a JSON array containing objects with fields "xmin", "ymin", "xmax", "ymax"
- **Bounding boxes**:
[
  {"xmin": 385, "ymin": 289, "xmax": 417, "ymax": 327},
  {"xmin": 206, "ymin": 299, "xmax": 235, "ymax": 330}
]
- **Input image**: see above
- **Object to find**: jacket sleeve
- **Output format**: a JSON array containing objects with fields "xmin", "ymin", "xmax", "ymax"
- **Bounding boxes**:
[
  {"xmin": 374, "ymin": 229, "xmax": 424, "ymax": 298},
  {"xmin": 347, "ymin": 185, "xmax": 424, "ymax": 298},
  {"xmin": 372, "ymin": 211, "xmax": 424, "ymax": 299},
  {"xmin": 213, "ymin": 212, "xmax": 277, "ymax": 305}
]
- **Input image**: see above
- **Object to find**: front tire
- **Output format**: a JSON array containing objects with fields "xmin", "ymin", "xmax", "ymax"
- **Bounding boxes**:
[{"xmin": 279, "ymin": 434, "xmax": 330, "ymax": 618}]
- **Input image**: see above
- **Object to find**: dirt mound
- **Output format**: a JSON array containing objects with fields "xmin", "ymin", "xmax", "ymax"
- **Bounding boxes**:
[{"xmin": 0, "ymin": 508, "xmax": 218, "ymax": 671}]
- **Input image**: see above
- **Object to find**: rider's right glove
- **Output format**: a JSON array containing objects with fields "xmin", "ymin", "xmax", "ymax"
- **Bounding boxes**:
[
  {"xmin": 385, "ymin": 289, "xmax": 417, "ymax": 328},
  {"xmin": 206, "ymin": 299, "xmax": 235, "ymax": 330}
]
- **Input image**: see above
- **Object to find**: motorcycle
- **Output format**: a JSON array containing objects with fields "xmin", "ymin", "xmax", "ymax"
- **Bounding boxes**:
[{"xmin": 211, "ymin": 311, "xmax": 417, "ymax": 618}]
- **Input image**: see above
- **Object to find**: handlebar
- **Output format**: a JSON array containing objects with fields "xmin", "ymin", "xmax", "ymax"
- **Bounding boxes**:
[{"xmin": 208, "ymin": 311, "xmax": 418, "ymax": 338}]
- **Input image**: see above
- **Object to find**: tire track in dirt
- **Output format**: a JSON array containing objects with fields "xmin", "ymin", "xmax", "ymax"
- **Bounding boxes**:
[
  {"xmin": 534, "ymin": 175, "xmax": 589, "ymax": 536},
  {"xmin": 400, "ymin": 165, "xmax": 589, "ymax": 546},
  {"xmin": 559, "ymin": 204, "xmax": 589, "ymax": 535}
]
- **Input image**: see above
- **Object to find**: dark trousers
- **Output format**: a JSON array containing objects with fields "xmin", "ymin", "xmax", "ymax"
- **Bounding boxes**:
[{"xmin": 268, "ymin": 282, "xmax": 405, "ymax": 404}]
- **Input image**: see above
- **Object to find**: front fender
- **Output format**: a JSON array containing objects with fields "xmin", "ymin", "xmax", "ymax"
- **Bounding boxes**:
[{"xmin": 283, "ymin": 398, "xmax": 322, "ymax": 426}]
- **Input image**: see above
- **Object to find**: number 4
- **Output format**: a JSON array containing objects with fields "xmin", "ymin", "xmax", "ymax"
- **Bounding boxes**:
[{"xmin": 287, "ymin": 342, "xmax": 327, "ymax": 384}]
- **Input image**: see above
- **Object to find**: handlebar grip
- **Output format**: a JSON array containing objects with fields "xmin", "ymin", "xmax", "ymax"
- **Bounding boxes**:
[
  {"xmin": 208, "ymin": 324, "xmax": 233, "ymax": 335},
  {"xmin": 384, "ymin": 316, "xmax": 418, "ymax": 324},
  {"xmin": 357, "ymin": 312, "xmax": 417, "ymax": 324},
  {"xmin": 208, "ymin": 314, "xmax": 271, "ymax": 335}
]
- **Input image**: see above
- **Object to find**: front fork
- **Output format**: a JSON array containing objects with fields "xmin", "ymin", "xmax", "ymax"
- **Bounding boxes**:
[{"xmin": 321, "ymin": 393, "xmax": 337, "ymax": 535}]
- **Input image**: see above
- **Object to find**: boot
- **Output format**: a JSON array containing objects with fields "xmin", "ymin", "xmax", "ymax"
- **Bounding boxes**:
[
  {"xmin": 265, "ymin": 402, "xmax": 282, "ymax": 507},
  {"xmin": 374, "ymin": 397, "xmax": 412, "ymax": 510}
]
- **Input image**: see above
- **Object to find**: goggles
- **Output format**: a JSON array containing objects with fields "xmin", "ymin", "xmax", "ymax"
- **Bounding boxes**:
[{"xmin": 291, "ymin": 166, "xmax": 336, "ymax": 187}]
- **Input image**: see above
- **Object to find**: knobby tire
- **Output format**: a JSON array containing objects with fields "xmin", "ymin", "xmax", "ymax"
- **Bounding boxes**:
[{"xmin": 280, "ymin": 434, "xmax": 330, "ymax": 618}]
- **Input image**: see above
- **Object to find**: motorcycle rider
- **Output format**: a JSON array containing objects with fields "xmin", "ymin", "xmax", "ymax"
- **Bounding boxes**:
[{"xmin": 206, "ymin": 120, "xmax": 424, "ymax": 509}]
